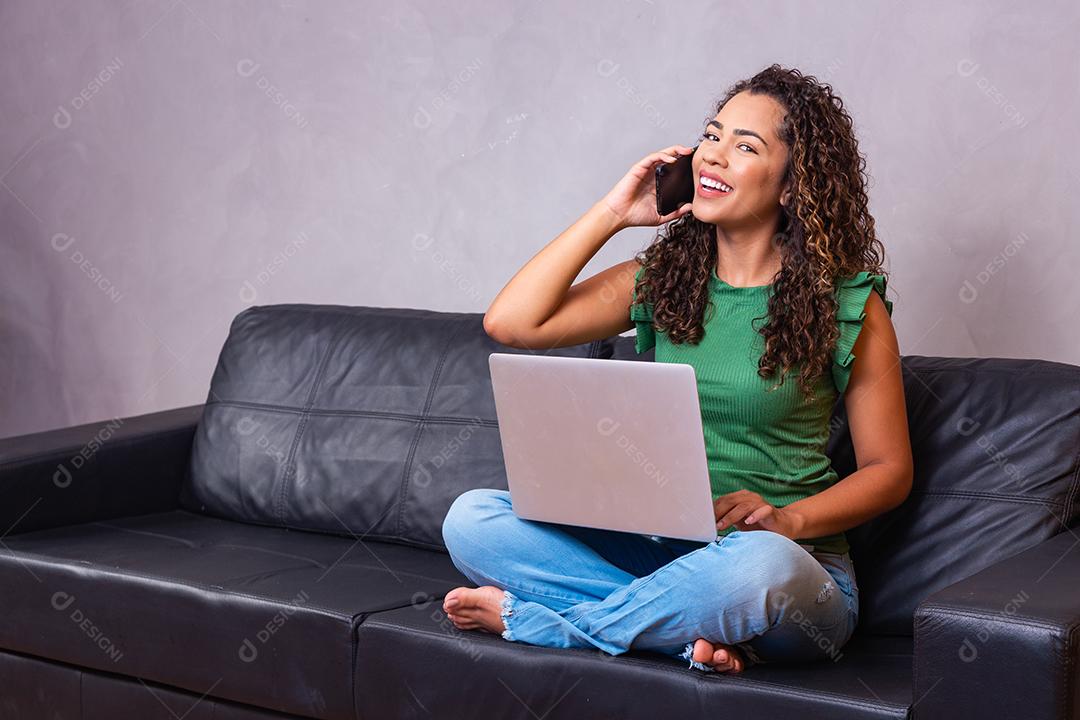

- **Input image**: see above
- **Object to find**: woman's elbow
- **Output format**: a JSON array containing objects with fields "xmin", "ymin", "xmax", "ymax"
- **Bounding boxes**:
[
  {"xmin": 482, "ymin": 313, "xmax": 504, "ymax": 342},
  {"xmin": 483, "ymin": 314, "xmax": 531, "ymax": 348},
  {"xmin": 888, "ymin": 460, "xmax": 915, "ymax": 509}
]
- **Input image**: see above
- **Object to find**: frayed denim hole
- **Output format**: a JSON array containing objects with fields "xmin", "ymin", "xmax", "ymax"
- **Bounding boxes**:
[
  {"xmin": 815, "ymin": 580, "xmax": 835, "ymax": 604},
  {"xmin": 499, "ymin": 589, "xmax": 517, "ymax": 641},
  {"xmin": 680, "ymin": 641, "xmax": 716, "ymax": 672}
]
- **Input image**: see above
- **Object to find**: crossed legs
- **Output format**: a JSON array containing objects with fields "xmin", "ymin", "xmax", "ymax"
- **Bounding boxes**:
[{"xmin": 441, "ymin": 488, "xmax": 851, "ymax": 670}]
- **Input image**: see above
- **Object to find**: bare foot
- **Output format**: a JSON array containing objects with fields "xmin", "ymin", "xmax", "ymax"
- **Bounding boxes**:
[
  {"xmin": 692, "ymin": 637, "xmax": 746, "ymax": 673},
  {"xmin": 441, "ymin": 588, "xmax": 746, "ymax": 673},
  {"xmin": 442, "ymin": 586, "xmax": 508, "ymax": 635}
]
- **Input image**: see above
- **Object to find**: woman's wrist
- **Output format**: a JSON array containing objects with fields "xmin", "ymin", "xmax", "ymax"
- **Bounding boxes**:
[
  {"xmin": 591, "ymin": 199, "xmax": 628, "ymax": 236},
  {"xmin": 782, "ymin": 506, "xmax": 808, "ymax": 540}
]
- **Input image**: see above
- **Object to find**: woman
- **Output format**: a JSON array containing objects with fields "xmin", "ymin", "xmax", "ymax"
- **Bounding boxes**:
[{"xmin": 440, "ymin": 64, "xmax": 913, "ymax": 674}]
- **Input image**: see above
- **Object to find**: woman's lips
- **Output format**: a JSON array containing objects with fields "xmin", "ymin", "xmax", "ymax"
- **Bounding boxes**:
[{"xmin": 697, "ymin": 180, "xmax": 733, "ymax": 198}]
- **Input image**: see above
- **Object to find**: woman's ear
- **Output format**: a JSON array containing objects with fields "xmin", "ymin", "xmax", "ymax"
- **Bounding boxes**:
[{"xmin": 780, "ymin": 184, "xmax": 792, "ymax": 208}]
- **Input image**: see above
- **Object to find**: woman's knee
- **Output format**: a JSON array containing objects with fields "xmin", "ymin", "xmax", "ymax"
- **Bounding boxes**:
[
  {"xmin": 704, "ymin": 531, "xmax": 824, "ymax": 608},
  {"xmin": 733, "ymin": 531, "xmax": 834, "ymax": 620},
  {"xmin": 441, "ymin": 487, "xmax": 510, "ymax": 551}
]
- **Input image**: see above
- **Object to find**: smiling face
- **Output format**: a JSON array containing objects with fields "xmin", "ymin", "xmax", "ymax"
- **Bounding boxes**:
[{"xmin": 692, "ymin": 91, "xmax": 791, "ymax": 229}]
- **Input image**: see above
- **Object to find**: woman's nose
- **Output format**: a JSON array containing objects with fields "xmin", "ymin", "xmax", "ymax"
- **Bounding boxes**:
[
  {"xmin": 701, "ymin": 154, "xmax": 728, "ymax": 172},
  {"xmin": 700, "ymin": 147, "xmax": 728, "ymax": 168}
]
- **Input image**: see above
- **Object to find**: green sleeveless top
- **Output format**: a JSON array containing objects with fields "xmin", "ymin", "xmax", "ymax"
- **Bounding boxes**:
[{"xmin": 630, "ymin": 266, "xmax": 893, "ymax": 555}]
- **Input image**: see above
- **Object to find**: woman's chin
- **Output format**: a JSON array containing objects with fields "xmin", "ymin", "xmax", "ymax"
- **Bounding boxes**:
[{"xmin": 690, "ymin": 204, "xmax": 723, "ymax": 223}]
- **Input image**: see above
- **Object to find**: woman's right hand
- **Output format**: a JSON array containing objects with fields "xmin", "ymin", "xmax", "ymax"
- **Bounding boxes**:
[{"xmin": 600, "ymin": 144, "xmax": 696, "ymax": 230}]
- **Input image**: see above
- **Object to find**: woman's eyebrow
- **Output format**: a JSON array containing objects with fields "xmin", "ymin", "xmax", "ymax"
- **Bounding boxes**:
[{"xmin": 706, "ymin": 119, "xmax": 768, "ymax": 147}]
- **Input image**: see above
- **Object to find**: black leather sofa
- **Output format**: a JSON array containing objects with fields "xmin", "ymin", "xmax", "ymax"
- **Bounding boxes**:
[{"xmin": 1, "ymin": 303, "xmax": 1078, "ymax": 720}]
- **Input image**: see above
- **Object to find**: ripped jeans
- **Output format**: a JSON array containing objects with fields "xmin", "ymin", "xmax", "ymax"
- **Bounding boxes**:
[{"xmin": 441, "ymin": 488, "xmax": 859, "ymax": 670}]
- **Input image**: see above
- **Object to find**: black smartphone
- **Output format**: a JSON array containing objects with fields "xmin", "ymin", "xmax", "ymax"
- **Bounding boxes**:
[{"xmin": 655, "ymin": 145, "xmax": 698, "ymax": 216}]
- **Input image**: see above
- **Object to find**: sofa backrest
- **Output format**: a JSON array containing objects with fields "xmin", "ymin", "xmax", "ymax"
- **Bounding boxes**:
[
  {"xmin": 612, "ymin": 335, "xmax": 1080, "ymax": 636},
  {"xmin": 832, "ymin": 354, "xmax": 1080, "ymax": 634},
  {"xmin": 186, "ymin": 306, "xmax": 1080, "ymax": 637},
  {"xmin": 181, "ymin": 304, "xmax": 609, "ymax": 550}
]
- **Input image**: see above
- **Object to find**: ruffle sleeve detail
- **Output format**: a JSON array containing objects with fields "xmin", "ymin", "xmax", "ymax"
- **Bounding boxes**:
[
  {"xmin": 629, "ymin": 266, "xmax": 656, "ymax": 354},
  {"xmin": 831, "ymin": 271, "xmax": 893, "ymax": 394}
]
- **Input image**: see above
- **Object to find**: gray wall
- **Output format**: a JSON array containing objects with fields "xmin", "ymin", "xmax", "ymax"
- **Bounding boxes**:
[{"xmin": 2, "ymin": 0, "xmax": 1077, "ymax": 438}]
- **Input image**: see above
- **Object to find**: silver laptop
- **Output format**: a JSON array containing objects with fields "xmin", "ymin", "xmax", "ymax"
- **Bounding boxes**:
[{"xmin": 488, "ymin": 352, "xmax": 718, "ymax": 543}]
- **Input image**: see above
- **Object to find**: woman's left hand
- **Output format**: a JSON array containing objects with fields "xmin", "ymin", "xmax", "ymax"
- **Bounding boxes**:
[{"xmin": 713, "ymin": 489, "xmax": 804, "ymax": 540}]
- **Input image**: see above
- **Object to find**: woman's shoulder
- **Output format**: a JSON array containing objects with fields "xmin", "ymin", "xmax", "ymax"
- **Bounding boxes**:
[
  {"xmin": 835, "ymin": 271, "xmax": 892, "ymax": 312},
  {"xmin": 831, "ymin": 270, "xmax": 894, "ymax": 393}
]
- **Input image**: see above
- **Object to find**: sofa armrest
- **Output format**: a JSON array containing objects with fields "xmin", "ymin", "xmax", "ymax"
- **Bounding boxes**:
[
  {"xmin": 0, "ymin": 404, "xmax": 205, "ymax": 536},
  {"xmin": 913, "ymin": 528, "xmax": 1080, "ymax": 720}
]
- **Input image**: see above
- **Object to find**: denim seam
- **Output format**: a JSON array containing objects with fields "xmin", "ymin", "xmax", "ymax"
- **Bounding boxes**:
[
  {"xmin": 601, "ymin": 540, "xmax": 725, "ymax": 611},
  {"xmin": 449, "ymin": 553, "xmax": 602, "ymax": 611}
]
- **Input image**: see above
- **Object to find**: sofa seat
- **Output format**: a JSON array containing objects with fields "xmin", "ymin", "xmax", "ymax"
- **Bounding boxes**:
[
  {"xmin": 355, "ymin": 604, "xmax": 914, "ymax": 719},
  {"xmin": 0, "ymin": 509, "xmax": 469, "ymax": 720},
  {"xmin": 0, "ymin": 647, "xmax": 319, "ymax": 719}
]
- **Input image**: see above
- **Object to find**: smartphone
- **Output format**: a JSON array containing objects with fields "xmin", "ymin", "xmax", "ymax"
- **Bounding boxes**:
[{"xmin": 655, "ymin": 145, "xmax": 698, "ymax": 216}]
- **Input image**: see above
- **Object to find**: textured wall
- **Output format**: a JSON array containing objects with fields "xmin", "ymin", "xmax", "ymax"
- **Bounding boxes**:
[{"xmin": 2, "ymin": 0, "xmax": 1077, "ymax": 437}]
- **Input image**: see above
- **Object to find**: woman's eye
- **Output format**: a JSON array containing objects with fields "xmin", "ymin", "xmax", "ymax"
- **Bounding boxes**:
[{"xmin": 699, "ymin": 132, "xmax": 756, "ymax": 154}]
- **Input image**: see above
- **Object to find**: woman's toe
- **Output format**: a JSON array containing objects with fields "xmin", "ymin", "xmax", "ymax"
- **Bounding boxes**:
[
  {"xmin": 691, "ymin": 638, "xmax": 715, "ymax": 664},
  {"xmin": 712, "ymin": 646, "xmax": 744, "ymax": 673}
]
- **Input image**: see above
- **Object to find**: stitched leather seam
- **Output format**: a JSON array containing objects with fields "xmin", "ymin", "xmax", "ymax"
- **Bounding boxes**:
[
  {"xmin": 0, "ymin": 549, "xmax": 354, "ymax": 620},
  {"xmin": 1061, "ymin": 438, "xmax": 1080, "ymax": 527},
  {"xmin": 396, "ymin": 319, "xmax": 457, "ymax": 538},
  {"xmin": 204, "ymin": 399, "xmax": 500, "ymax": 426},
  {"xmin": 351, "ymin": 612, "xmax": 365, "ymax": 720},
  {"xmin": 274, "ymin": 328, "xmax": 349, "ymax": 525},
  {"xmin": 1064, "ymin": 623, "xmax": 1078, "ymax": 718},
  {"xmin": 913, "ymin": 607, "xmax": 926, "ymax": 715},
  {"xmin": 917, "ymin": 604, "xmax": 1079, "ymax": 634},
  {"xmin": 914, "ymin": 489, "xmax": 1065, "ymax": 507},
  {"xmin": 0, "ymin": 425, "xmax": 198, "ymax": 471},
  {"xmin": 154, "ymin": 509, "xmax": 451, "ymax": 554}
]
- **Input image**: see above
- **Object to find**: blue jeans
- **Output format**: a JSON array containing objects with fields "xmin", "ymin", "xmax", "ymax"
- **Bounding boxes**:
[{"xmin": 441, "ymin": 488, "xmax": 859, "ymax": 670}]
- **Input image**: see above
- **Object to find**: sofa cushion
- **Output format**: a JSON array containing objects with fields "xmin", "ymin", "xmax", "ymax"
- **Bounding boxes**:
[
  {"xmin": 0, "ymin": 509, "xmax": 468, "ymax": 720},
  {"xmin": 610, "ymin": 336, "xmax": 1080, "ymax": 635},
  {"xmin": 355, "ymin": 602, "xmax": 913, "ymax": 719},
  {"xmin": 182, "ymin": 305, "xmax": 610, "ymax": 549}
]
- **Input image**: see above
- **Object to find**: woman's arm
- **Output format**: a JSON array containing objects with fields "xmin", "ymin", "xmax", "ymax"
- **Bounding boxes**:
[
  {"xmin": 483, "ymin": 144, "xmax": 694, "ymax": 350},
  {"xmin": 782, "ymin": 290, "xmax": 915, "ymax": 539},
  {"xmin": 482, "ymin": 201, "xmax": 633, "ymax": 350}
]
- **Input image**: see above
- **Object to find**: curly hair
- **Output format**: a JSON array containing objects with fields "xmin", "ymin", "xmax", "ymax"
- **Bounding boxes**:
[{"xmin": 631, "ymin": 63, "xmax": 888, "ymax": 403}]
